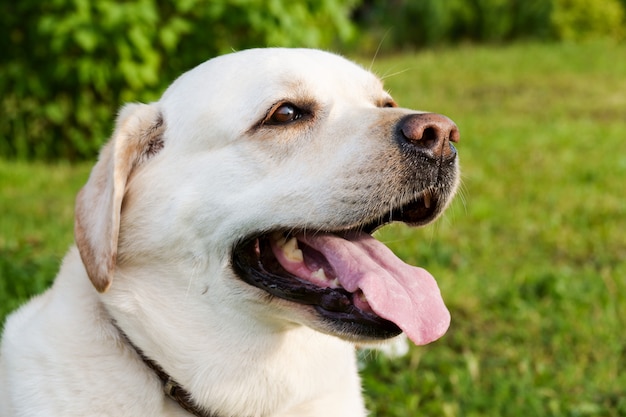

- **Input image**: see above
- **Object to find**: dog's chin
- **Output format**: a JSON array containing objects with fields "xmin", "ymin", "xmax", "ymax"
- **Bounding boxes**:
[{"xmin": 231, "ymin": 189, "xmax": 446, "ymax": 342}]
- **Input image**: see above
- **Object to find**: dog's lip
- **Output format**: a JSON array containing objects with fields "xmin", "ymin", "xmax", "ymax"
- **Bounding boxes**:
[{"xmin": 230, "ymin": 191, "xmax": 447, "ymax": 341}]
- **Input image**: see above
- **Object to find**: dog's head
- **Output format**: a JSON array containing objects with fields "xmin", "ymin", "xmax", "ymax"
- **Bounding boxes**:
[{"xmin": 75, "ymin": 48, "xmax": 459, "ymax": 347}]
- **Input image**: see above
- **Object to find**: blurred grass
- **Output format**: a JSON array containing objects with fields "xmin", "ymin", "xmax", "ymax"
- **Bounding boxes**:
[
  {"xmin": 1, "ymin": 42, "xmax": 626, "ymax": 416},
  {"xmin": 0, "ymin": 161, "xmax": 91, "ymax": 313}
]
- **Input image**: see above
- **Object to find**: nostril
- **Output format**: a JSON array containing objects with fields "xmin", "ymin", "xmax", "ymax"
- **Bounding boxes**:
[{"xmin": 421, "ymin": 127, "xmax": 439, "ymax": 147}]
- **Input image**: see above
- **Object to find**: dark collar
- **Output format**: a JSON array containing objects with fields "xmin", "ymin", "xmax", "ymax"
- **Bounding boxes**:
[{"xmin": 113, "ymin": 323, "xmax": 219, "ymax": 417}]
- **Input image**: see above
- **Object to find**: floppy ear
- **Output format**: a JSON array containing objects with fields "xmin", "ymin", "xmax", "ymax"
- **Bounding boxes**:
[{"xmin": 75, "ymin": 103, "xmax": 165, "ymax": 293}]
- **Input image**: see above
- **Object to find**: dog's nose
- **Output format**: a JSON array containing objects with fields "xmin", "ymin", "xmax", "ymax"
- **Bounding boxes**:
[{"xmin": 399, "ymin": 113, "xmax": 460, "ymax": 158}]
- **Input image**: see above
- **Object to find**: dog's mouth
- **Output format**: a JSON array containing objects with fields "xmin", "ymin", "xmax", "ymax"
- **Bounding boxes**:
[{"xmin": 231, "ymin": 190, "xmax": 451, "ymax": 345}]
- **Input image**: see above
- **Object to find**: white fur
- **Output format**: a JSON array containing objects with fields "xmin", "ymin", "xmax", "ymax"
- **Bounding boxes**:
[{"xmin": 0, "ymin": 48, "xmax": 456, "ymax": 417}]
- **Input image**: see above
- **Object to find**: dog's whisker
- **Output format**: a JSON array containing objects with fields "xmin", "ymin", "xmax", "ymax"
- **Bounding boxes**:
[
  {"xmin": 380, "ymin": 67, "xmax": 414, "ymax": 81},
  {"xmin": 368, "ymin": 29, "xmax": 391, "ymax": 72}
]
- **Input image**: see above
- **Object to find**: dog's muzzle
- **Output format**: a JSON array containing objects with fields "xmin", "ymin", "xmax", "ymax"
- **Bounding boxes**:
[{"xmin": 232, "ymin": 113, "xmax": 460, "ymax": 345}]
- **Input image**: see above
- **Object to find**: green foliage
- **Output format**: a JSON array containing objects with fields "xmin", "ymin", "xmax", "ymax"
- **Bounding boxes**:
[
  {"xmin": 358, "ymin": 0, "xmax": 554, "ymax": 48},
  {"xmin": 357, "ymin": 0, "xmax": 624, "ymax": 51},
  {"xmin": 0, "ymin": 0, "xmax": 360, "ymax": 160},
  {"xmin": 551, "ymin": 0, "xmax": 625, "ymax": 41}
]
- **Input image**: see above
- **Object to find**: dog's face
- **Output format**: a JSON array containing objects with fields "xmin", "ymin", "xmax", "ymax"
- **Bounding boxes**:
[{"xmin": 75, "ymin": 48, "xmax": 459, "ymax": 348}]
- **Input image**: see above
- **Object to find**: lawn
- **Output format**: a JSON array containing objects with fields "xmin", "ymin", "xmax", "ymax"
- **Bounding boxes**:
[{"xmin": 2, "ymin": 42, "xmax": 626, "ymax": 416}]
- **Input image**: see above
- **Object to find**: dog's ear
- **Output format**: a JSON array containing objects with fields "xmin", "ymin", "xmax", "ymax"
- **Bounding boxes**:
[{"xmin": 75, "ymin": 103, "xmax": 165, "ymax": 293}]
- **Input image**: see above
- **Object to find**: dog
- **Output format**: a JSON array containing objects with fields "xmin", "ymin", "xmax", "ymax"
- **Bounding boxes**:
[{"xmin": 0, "ymin": 48, "xmax": 460, "ymax": 417}]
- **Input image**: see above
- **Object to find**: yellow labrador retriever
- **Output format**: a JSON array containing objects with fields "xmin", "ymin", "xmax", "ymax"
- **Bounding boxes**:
[{"xmin": 0, "ymin": 48, "xmax": 460, "ymax": 417}]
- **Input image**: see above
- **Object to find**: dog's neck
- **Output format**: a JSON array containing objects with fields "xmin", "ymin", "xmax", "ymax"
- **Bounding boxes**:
[{"xmin": 113, "ymin": 322, "xmax": 220, "ymax": 417}]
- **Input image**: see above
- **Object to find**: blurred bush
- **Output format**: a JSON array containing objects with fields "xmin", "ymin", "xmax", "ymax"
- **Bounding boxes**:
[
  {"xmin": 551, "ymin": 0, "xmax": 625, "ymax": 41},
  {"xmin": 0, "ymin": 0, "xmax": 360, "ymax": 160},
  {"xmin": 356, "ymin": 0, "xmax": 552, "ymax": 49},
  {"xmin": 357, "ymin": 0, "xmax": 624, "ymax": 50}
]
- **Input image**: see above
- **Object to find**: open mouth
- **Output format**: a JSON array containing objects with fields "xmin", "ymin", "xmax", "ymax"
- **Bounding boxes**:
[{"xmin": 231, "ymin": 190, "xmax": 451, "ymax": 344}]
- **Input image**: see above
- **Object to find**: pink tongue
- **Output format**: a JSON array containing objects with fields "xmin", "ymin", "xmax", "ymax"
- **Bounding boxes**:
[{"xmin": 296, "ymin": 232, "xmax": 450, "ymax": 345}]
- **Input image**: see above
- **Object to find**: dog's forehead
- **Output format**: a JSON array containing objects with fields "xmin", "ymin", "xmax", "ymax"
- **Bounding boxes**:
[{"xmin": 161, "ymin": 48, "xmax": 385, "ymax": 108}]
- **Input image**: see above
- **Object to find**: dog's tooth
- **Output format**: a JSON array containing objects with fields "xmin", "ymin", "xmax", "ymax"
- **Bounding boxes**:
[
  {"xmin": 312, "ymin": 268, "xmax": 327, "ymax": 280},
  {"xmin": 283, "ymin": 237, "xmax": 304, "ymax": 262},
  {"xmin": 423, "ymin": 190, "xmax": 432, "ymax": 208},
  {"xmin": 313, "ymin": 269, "xmax": 341, "ymax": 288}
]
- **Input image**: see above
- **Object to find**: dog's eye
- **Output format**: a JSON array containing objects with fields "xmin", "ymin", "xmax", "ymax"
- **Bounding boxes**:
[
  {"xmin": 382, "ymin": 100, "xmax": 397, "ymax": 108},
  {"xmin": 267, "ymin": 103, "xmax": 302, "ymax": 125}
]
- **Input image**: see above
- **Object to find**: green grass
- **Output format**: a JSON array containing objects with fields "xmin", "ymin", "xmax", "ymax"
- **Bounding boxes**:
[
  {"xmin": 2, "ymin": 42, "xmax": 625, "ymax": 416},
  {"xmin": 0, "ymin": 161, "xmax": 91, "ymax": 313}
]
